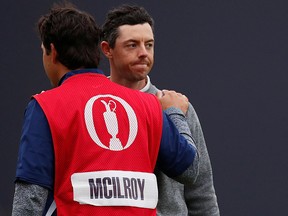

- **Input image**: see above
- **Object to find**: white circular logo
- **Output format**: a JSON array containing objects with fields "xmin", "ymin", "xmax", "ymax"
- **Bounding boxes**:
[{"xmin": 84, "ymin": 94, "xmax": 138, "ymax": 151}]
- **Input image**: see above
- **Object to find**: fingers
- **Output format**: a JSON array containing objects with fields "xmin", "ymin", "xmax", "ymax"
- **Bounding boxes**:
[
  {"xmin": 162, "ymin": 90, "xmax": 188, "ymax": 102},
  {"xmin": 157, "ymin": 89, "xmax": 189, "ymax": 114},
  {"xmin": 181, "ymin": 94, "xmax": 188, "ymax": 102},
  {"xmin": 156, "ymin": 91, "xmax": 163, "ymax": 98}
]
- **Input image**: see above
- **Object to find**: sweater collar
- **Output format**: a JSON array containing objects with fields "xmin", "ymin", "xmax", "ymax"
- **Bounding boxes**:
[
  {"xmin": 140, "ymin": 76, "xmax": 151, "ymax": 92},
  {"xmin": 58, "ymin": 68, "xmax": 104, "ymax": 86}
]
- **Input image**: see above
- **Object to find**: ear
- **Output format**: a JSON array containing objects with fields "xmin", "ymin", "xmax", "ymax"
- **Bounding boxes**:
[
  {"xmin": 101, "ymin": 41, "xmax": 113, "ymax": 58},
  {"xmin": 50, "ymin": 43, "xmax": 58, "ymax": 64}
]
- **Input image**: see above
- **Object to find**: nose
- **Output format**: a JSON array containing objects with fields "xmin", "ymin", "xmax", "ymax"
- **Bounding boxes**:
[{"xmin": 138, "ymin": 44, "xmax": 148, "ymax": 58}]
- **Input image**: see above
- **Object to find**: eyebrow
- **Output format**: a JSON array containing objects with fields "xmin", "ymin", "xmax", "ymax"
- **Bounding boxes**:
[
  {"xmin": 146, "ymin": 39, "xmax": 154, "ymax": 43},
  {"xmin": 124, "ymin": 39, "xmax": 154, "ymax": 44}
]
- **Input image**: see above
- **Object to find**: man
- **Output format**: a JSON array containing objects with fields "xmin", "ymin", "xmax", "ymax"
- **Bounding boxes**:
[
  {"xmin": 100, "ymin": 5, "xmax": 220, "ymax": 216},
  {"xmin": 12, "ymin": 3, "xmax": 199, "ymax": 216}
]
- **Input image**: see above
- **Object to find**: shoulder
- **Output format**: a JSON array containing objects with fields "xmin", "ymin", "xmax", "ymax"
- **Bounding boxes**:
[{"xmin": 186, "ymin": 102, "xmax": 201, "ymax": 123}]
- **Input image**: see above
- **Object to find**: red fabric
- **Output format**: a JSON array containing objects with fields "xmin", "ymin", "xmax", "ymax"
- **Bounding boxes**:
[{"xmin": 34, "ymin": 73, "xmax": 163, "ymax": 215}]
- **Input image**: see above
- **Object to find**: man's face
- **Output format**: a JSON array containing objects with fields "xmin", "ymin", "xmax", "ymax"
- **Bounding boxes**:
[{"xmin": 109, "ymin": 23, "xmax": 154, "ymax": 84}]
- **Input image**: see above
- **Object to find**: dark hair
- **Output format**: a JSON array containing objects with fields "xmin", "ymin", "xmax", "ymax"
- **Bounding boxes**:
[
  {"xmin": 38, "ymin": 2, "xmax": 100, "ymax": 69},
  {"xmin": 101, "ymin": 5, "xmax": 154, "ymax": 48}
]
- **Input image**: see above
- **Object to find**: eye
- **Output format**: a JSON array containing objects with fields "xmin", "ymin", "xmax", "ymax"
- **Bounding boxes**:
[
  {"xmin": 146, "ymin": 42, "xmax": 154, "ymax": 49},
  {"xmin": 127, "ymin": 43, "xmax": 137, "ymax": 48}
]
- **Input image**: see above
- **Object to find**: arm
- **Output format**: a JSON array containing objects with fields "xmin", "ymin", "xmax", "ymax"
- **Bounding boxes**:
[
  {"xmin": 147, "ymin": 84, "xmax": 219, "ymax": 215},
  {"xmin": 12, "ymin": 99, "xmax": 54, "ymax": 215},
  {"xmin": 12, "ymin": 182, "xmax": 48, "ymax": 216},
  {"xmin": 155, "ymin": 90, "xmax": 199, "ymax": 183},
  {"xmin": 164, "ymin": 107, "xmax": 199, "ymax": 184},
  {"xmin": 157, "ymin": 108, "xmax": 199, "ymax": 184},
  {"xmin": 184, "ymin": 103, "xmax": 220, "ymax": 216}
]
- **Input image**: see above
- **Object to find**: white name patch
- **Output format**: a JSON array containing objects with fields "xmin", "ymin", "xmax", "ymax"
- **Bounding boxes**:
[{"xmin": 71, "ymin": 170, "xmax": 158, "ymax": 209}]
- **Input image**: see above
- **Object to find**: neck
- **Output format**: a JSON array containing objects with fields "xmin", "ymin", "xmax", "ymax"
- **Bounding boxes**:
[{"xmin": 110, "ymin": 76, "xmax": 147, "ymax": 90}]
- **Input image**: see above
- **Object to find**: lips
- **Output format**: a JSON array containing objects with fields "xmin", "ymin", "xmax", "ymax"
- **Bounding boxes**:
[
  {"xmin": 133, "ymin": 64, "xmax": 149, "ymax": 70},
  {"xmin": 133, "ymin": 60, "xmax": 149, "ymax": 65}
]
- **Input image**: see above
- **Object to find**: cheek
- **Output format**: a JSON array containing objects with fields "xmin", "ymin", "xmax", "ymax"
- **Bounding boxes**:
[
  {"xmin": 148, "ymin": 53, "xmax": 154, "ymax": 65},
  {"xmin": 42, "ymin": 56, "xmax": 48, "ymax": 72},
  {"xmin": 115, "ymin": 53, "xmax": 131, "ymax": 65}
]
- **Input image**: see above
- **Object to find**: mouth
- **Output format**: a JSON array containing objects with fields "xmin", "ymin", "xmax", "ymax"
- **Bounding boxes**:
[
  {"xmin": 133, "ymin": 60, "xmax": 149, "ymax": 65},
  {"xmin": 133, "ymin": 61, "xmax": 149, "ymax": 68},
  {"xmin": 132, "ymin": 63, "xmax": 148, "ymax": 69}
]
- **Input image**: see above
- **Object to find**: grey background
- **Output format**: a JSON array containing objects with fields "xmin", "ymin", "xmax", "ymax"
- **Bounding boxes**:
[{"xmin": 1, "ymin": 0, "xmax": 288, "ymax": 215}]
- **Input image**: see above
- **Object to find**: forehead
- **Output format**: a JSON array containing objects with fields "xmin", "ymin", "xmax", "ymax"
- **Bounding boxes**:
[{"xmin": 117, "ymin": 23, "xmax": 154, "ymax": 42}]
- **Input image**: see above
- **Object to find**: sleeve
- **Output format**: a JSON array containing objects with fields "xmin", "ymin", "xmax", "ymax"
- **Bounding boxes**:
[
  {"xmin": 12, "ymin": 182, "xmax": 48, "ymax": 216},
  {"xmin": 15, "ymin": 99, "xmax": 54, "ymax": 190},
  {"xmin": 157, "ymin": 108, "xmax": 199, "ymax": 180},
  {"xmin": 184, "ymin": 103, "xmax": 220, "ymax": 215}
]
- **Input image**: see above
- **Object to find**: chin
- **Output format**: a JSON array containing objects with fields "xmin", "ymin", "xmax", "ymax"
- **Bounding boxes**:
[{"xmin": 136, "ymin": 72, "xmax": 148, "ymax": 80}]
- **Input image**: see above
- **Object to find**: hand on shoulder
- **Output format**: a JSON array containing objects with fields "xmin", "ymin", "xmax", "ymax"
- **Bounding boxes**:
[{"xmin": 156, "ymin": 90, "xmax": 189, "ymax": 114}]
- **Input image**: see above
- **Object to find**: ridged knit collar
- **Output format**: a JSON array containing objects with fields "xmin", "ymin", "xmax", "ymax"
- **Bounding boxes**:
[
  {"xmin": 58, "ymin": 68, "xmax": 104, "ymax": 86},
  {"xmin": 140, "ymin": 76, "xmax": 151, "ymax": 92}
]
